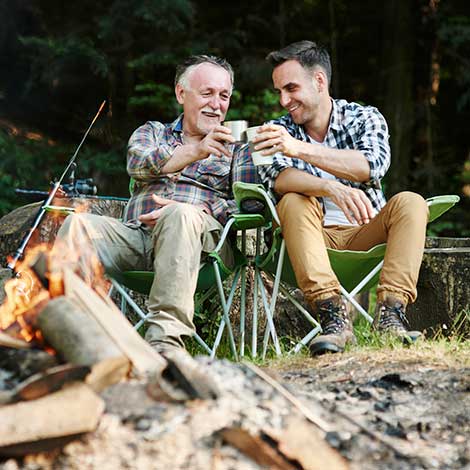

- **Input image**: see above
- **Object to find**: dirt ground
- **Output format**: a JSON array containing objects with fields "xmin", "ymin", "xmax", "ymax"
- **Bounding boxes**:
[
  {"xmin": 271, "ymin": 343, "xmax": 470, "ymax": 469},
  {"xmin": 1, "ymin": 343, "xmax": 469, "ymax": 470}
]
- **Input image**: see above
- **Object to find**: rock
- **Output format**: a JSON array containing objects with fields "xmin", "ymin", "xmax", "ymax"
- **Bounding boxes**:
[{"xmin": 408, "ymin": 238, "xmax": 470, "ymax": 337}]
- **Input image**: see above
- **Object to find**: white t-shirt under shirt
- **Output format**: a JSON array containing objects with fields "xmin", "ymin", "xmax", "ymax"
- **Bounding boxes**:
[{"xmin": 305, "ymin": 134, "xmax": 356, "ymax": 227}]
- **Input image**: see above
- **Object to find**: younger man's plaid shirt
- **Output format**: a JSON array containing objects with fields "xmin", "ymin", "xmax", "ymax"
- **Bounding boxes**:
[
  {"xmin": 123, "ymin": 115, "xmax": 258, "ymax": 226},
  {"xmin": 258, "ymin": 98, "xmax": 391, "ymax": 213}
]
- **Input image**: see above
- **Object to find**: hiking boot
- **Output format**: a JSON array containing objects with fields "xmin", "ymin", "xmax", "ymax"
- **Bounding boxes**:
[
  {"xmin": 373, "ymin": 296, "xmax": 422, "ymax": 343},
  {"xmin": 309, "ymin": 296, "xmax": 357, "ymax": 356},
  {"xmin": 149, "ymin": 340, "xmax": 184, "ymax": 357}
]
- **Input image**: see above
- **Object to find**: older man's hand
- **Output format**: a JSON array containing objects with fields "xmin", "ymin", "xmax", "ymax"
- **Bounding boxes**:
[
  {"xmin": 252, "ymin": 124, "xmax": 301, "ymax": 158},
  {"xmin": 195, "ymin": 125, "xmax": 235, "ymax": 160},
  {"xmin": 138, "ymin": 194, "xmax": 178, "ymax": 227}
]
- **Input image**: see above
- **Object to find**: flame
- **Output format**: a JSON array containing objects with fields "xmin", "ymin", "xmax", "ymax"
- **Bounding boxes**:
[
  {"xmin": 0, "ymin": 246, "xmax": 51, "ymax": 341},
  {"xmin": 1, "ymin": 219, "xmax": 111, "ymax": 344}
]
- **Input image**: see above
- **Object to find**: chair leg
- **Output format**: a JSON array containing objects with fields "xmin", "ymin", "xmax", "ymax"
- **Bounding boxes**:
[
  {"xmin": 251, "ymin": 227, "xmax": 262, "ymax": 359},
  {"xmin": 258, "ymin": 271, "xmax": 282, "ymax": 359},
  {"xmin": 212, "ymin": 261, "xmax": 238, "ymax": 361},
  {"xmin": 340, "ymin": 286, "xmax": 374, "ymax": 323},
  {"xmin": 210, "ymin": 268, "xmax": 241, "ymax": 359},
  {"xmin": 110, "ymin": 279, "xmax": 150, "ymax": 330},
  {"xmin": 261, "ymin": 239, "xmax": 287, "ymax": 359},
  {"xmin": 193, "ymin": 331, "xmax": 212, "ymax": 354},
  {"xmin": 251, "ymin": 266, "xmax": 259, "ymax": 358},
  {"xmin": 270, "ymin": 282, "xmax": 322, "ymax": 355},
  {"xmin": 239, "ymin": 265, "xmax": 247, "ymax": 357}
]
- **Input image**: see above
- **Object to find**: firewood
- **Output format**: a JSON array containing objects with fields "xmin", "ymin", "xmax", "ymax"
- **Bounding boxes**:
[
  {"xmin": 86, "ymin": 356, "xmax": 130, "ymax": 392},
  {"xmin": 0, "ymin": 382, "xmax": 104, "ymax": 448},
  {"xmin": 0, "ymin": 364, "xmax": 90, "ymax": 406},
  {"xmin": 220, "ymin": 427, "xmax": 298, "ymax": 470},
  {"xmin": 38, "ymin": 296, "xmax": 126, "ymax": 367},
  {"xmin": 63, "ymin": 269, "xmax": 165, "ymax": 375},
  {"xmin": 146, "ymin": 349, "xmax": 219, "ymax": 402},
  {"xmin": 264, "ymin": 416, "xmax": 350, "ymax": 470},
  {"xmin": 0, "ymin": 330, "xmax": 31, "ymax": 349}
]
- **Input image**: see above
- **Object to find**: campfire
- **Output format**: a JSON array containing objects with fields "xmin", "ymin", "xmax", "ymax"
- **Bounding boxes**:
[
  {"xmin": 0, "ymin": 241, "xmax": 168, "ymax": 455},
  {"xmin": 0, "ymin": 241, "xmax": 349, "ymax": 469}
]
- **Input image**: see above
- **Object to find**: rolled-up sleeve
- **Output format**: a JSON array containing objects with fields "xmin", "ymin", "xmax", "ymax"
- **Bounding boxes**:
[
  {"xmin": 355, "ymin": 108, "xmax": 391, "ymax": 183},
  {"xmin": 127, "ymin": 121, "xmax": 178, "ymax": 182},
  {"xmin": 231, "ymin": 143, "xmax": 259, "ymax": 187}
]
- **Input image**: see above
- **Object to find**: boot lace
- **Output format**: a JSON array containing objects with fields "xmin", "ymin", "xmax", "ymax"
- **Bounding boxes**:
[
  {"xmin": 318, "ymin": 300, "xmax": 348, "ymax": 335},
  {"xmin": 379, "ymin": 302, "xmax": 409, "ymax": 331}
]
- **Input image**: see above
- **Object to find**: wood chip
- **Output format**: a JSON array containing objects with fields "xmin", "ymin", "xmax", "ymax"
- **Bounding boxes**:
[{"xmin": 0, "ymin": 382, "xmax": 104, "ymax": 447}]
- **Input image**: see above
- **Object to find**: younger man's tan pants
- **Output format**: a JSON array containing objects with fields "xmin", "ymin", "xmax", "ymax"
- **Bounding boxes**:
[{"xmin": 277, "ymin": 191, "xmax": 429, "ymax": 306}]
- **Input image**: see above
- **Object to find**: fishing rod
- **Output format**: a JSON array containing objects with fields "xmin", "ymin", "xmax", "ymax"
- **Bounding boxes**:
[{"xmin": 7, "ymin": 101, "xmax": 106, "ymax": 272}]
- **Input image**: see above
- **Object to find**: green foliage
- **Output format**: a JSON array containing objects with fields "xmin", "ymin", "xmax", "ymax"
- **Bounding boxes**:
[
  {"xmin": 129, "ymin": 83, "xmax": 177, "ymax": 117},
  {"xmin": 225, "ymin": 89, "xmax": 284, "ymax": 124},
  {"xmin": 20, "ymin": 36, "xmax": 108, "ymax": 86}
]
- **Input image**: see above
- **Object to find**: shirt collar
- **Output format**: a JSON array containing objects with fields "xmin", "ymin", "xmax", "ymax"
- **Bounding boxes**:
[
  {"xmin": 328, "ymin": 98, "xmax": 342, "ymax": 132},
  {"xmin": 169, "ymin": 114, "xmax": 184, "ymax": 134}
]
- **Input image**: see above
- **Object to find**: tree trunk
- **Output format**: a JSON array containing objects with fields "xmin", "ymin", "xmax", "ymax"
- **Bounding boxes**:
[
  {"xmin": 407, "ymin": 237, "xmax": 470, "ymax": 337},
  {"xmin": 380, "ymin": 1, "xmax": 415, "ymax": 195}
]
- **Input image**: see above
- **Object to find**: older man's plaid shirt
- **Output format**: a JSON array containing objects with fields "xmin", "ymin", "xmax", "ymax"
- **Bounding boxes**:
[
  {"xmin": 258, "ymin": 99, "xmax": 391, "ymax": 213},
  {"xmin": 123, "ymin": 115, "xmax": 258, "ymax": 226}
]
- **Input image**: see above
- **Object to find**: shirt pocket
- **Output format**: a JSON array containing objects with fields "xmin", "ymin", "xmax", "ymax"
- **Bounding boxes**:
[{"xmin": 185, "ymin": 157, "xmax": 231, "ymax": 193}]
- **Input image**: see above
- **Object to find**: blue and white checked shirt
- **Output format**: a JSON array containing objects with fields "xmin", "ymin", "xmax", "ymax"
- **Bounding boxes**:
[
  {"xmin": 123, "ymin": 115, "xmax": 258, "ymax": 225},
  {"xmin": 258, "ymin": 98, "xmax": 391, "ymax": 213}
]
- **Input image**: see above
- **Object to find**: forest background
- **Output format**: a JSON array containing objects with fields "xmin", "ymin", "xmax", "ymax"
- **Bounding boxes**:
[{"xmin": 0, "ymin": 0, "xmax": 469, "ymax": 236}]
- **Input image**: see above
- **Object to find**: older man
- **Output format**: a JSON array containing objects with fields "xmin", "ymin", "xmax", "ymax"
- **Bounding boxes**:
[
  {"xmin": 253, "ymin": 41, "xmax": 428, "ymax": 355},
  {"xmin": 57, "ymin": 55, "xmax": 257, "ymax": 353}
]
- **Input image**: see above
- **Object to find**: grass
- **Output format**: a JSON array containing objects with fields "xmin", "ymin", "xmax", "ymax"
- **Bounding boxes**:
[
  {"xmin": 117, "ymin": 283, "xmax": 469, "ymax": 368},
  {"xmin": 186, "ymin": 305, "xmax": 470, "ymax": 370}
]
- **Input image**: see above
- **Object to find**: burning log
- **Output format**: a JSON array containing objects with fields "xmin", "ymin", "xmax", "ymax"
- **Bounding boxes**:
[
  {"xmin": 0, "ymin": 330, "xmax": 31, "ymax": 349},
  {"xmin": 0, "ymin": 363, "xmax": 90, "ymax": 406},
  {"xmin": 0, "ymin": 346, "xmax": 58, "ymax": 392},
  {"xmin": 62, "ymin": 269, "xmax": 165, "ymax": 375},
  {"xmin": 37, "ymin": 296, "xmax": 132, "ymax": 391},
  {"xmin": 38, "ymin": 296, "xmax": 124, "ymax": 368}
]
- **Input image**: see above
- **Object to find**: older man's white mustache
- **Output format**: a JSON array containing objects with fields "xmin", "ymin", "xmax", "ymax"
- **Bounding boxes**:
[{"xmin": 201, "ymin": 109, "xmax": 222, "ymax": 117}]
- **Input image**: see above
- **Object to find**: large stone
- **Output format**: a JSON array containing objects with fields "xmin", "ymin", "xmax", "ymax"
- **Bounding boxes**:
[{"xmin": 408, "ymin": 237, "xmax": 470, "ymax": 337}]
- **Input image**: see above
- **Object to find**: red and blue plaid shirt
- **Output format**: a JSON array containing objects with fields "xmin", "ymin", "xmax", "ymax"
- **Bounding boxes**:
[{"xmin": 123, "ymin": 115, "xmax": 258, "ymax": 226}]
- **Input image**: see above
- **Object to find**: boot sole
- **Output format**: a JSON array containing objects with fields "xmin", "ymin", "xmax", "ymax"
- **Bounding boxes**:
[{"xmin": 309, "ymin": 341, "xmax": 344, "ymax": 356}]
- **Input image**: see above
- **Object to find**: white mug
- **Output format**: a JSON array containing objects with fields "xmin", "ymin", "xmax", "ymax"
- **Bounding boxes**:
[
  {"xmin": 244, "ymin": 126, "xmax": 275, "ymax": 166},
  {"xmin": 223, "ymin": 120, "xmax": 249, "ymax": 143}
]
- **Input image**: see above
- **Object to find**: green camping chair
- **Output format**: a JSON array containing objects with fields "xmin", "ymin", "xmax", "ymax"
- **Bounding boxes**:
[{"xmin": 233, "ymin": 182, "xmax": 460, "ymax": 358}]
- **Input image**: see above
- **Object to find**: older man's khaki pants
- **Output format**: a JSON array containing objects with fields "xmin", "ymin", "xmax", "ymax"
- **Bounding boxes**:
[
  {"xmin": 56, "ymin": 204, "xmax": 233, "ymax": 349},
  {"xmin": 276, "ymin": 191, "xmax": 429, "ymax": 306}
]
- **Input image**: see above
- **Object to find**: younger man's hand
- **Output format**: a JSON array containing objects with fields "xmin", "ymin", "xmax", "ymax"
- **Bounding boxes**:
[{"xmin": 252, "ymin": 124, "xmax": 300, "ymax": 158}]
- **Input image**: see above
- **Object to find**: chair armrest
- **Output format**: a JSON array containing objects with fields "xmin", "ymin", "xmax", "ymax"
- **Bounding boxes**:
[
  {"xmin": 232, "ymin": 182, "xmax": 279, "ymax": 225},
  {"xmin": 231, "ymin": 213, "xmax": 266, "ymax": 230},
  {"xmin": 426, "ymin": 195, "xmax": 460, "ymax": 223}
]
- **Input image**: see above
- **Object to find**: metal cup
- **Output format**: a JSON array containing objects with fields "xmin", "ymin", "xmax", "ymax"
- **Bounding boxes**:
[
  {"xmin": 244, "ymin": 125, "xmax": 275, "ymax": 166},
  {"xmin": 223, "ymin": 120, "xmax": 249, "ymax": 143}
]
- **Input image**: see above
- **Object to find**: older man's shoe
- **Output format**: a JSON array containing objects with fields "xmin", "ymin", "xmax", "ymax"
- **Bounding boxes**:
[
  {"xmin": 309, "ymin": 296, "xmax": 356, "ymax": 356},
  {"xmin": 373, "ymin": 296, "xmax": 422, "ymax": 343}
]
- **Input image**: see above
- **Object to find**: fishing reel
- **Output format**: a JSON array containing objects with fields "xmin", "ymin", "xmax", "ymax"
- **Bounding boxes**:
[{"xmin": 60, "ymin": 178, "xmax": 97, "ymax": 197}]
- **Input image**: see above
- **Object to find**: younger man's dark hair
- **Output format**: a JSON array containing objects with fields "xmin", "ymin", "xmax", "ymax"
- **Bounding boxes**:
[{"xmin": 266, "ymin": 40, "xmax": 332, "ymax": 84}]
